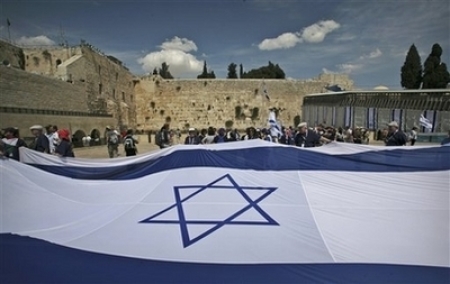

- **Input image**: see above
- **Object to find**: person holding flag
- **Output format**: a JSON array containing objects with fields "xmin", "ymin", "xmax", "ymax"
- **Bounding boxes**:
[{"xmin": 268, "ymin": 108, "xmax": 281, "ymax": 143}]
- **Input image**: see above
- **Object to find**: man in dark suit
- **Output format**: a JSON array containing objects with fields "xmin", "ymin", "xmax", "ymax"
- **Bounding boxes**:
[
  {"xmin": 385, "ymin": 121, "xmax": 407, "ymax": 146},
  {"xmin": 30, "ymin": 125, "xmax": 50, "ymax": 153},
  {"xmin": 295, "ymin": 122, "xmax": 330, "ymax": 148},
  {"xmin": 185, "ymin": 128, "xmax": 201, "ymax": 145}
]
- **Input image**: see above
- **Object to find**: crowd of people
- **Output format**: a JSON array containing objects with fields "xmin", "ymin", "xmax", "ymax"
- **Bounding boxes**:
[
  {"xmin": 154, "ymin": 120, "xmax": 447, "ymax": 150},
  {"xmin": 1, "ymin": 120, "xmax": 449, "ymax": 161},
  {"xmin": 0, "ymin": 125, "xmax": 75, "ymax": 161}
]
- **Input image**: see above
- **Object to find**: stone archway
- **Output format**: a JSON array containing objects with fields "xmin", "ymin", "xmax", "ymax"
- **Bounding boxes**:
[
  {"xmin": 90, "ymin": 129, "xmax": 101, "ymax": 146},
  {"xmin": 72, "ymin": 130, "xmax": 86, "ymax": 148}
]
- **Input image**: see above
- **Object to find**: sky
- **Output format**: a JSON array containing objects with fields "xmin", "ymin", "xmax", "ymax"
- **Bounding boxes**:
[{"xmin": 0, "ymin": 0, "xmax": 449, "ymax": 89}]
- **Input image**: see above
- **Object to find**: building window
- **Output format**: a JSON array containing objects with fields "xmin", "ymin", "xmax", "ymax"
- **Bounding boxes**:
[
  {"xmin": 113, "ymin": 89, "xmax": 116, "ymax": 99},
  {"xmin": 56, "ymin": 59, "xmax": 62, "ymax": 66},
  {"xmin": 116, "ymin": 72, "xmax": 119, "ymax": 81},
  {"xmin": 99, "ymin": 84, "xmax": 102, "ymax": 94},
  {"xmin": 130, "ymin": 95, "xmax": 134, "ymax": 102},
  {"xmin": 98, "ymin": 65, "xmax": 101, "ymax": 74},
  {"xmin": 122, "ymin": 92, "xmax": 125, "ymax": 101}
]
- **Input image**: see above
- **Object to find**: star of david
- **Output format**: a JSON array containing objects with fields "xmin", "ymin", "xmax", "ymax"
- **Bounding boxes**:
[{"xmin": 140, "ymin": 174, "xmax": 279, "ymax": 248}]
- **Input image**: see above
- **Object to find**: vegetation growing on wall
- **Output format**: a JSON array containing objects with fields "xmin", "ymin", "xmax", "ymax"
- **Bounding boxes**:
[
  {"xmin": 294, "ymin": 115, "xmax": 301, "ymax": 127},
  {"xmin": 33, "ymin": 56, "xmax": 40, "ymax": 66},
  {"xmin": 42, "ymin": 50, "xmax": 52, "ymax": 61},
  {"xmin": 251, "ymin": 107, "xmax": 260, "ymax": 120},
  {"xmin": 235, "ymin": 105, "xmax": 242, "ymax": 119},
  {"xmin": 225, "ymin": 120, "xmax": 234, "ymax": 128},
  {"xmin": 159, "ymin": 109, "xmax": 165, "ymax": 116}
]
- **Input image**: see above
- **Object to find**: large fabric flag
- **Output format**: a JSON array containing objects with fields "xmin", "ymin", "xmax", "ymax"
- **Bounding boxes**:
[{"xmin": 1, "ymin": 141, "xmax": 449, "ymax": 283}]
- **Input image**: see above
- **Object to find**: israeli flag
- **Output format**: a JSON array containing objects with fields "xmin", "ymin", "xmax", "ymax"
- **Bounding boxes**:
[
  {"xmin": 420, "ymin": 114, "xmax": 433, "ymax": 130},
  {"xmin": 268, "ymin": 110, "xmax": 281, "ymax": 138},
  {"xmin": 1, "ymin": 141, "xmax": 449, "ymax": 283}
]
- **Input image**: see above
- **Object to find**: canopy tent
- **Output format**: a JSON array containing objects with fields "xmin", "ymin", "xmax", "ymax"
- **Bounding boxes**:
[{"xmin": 1, "ymin": 142, "xmax": 449, "ymax": 283}]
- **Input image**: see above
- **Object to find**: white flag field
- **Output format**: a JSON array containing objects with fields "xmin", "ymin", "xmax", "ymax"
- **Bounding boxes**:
[{"xmin": 1, "ymin": 140, "xmax": 449, "ymax": 283}]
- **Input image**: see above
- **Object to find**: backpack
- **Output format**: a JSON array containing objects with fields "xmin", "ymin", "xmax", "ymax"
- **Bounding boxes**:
[
  {"xmin": 124, "ymin": 137, "xmax": 135, "ymax": 151},
  {"xmin": 109, "ymin": 132, "xmax": 119, "ymax": 145}
]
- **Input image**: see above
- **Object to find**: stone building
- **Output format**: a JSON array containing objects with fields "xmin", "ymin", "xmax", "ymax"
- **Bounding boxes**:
[{"xmin": 21, "ymin": 42, "xmax": 137, "ymax": 129}]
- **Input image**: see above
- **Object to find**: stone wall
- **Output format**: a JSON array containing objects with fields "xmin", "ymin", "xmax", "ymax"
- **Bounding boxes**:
[
  {"xmin": 23, "ymin": 46, "xmax": 81, "ymax": 76},
  {"xmin": 20, "ymin": 43, "xmax": 137, "ymax": 128},
  {"xmin": 135, "ymin": 75, "xmax": 353, "ymax": 131},
  {"xmin": 0, "ymin": 65, "xmax": 114, "ymax": 136},
  {"xmin": 0, "ymin": 41, "xmax": 25, "ymax": 69},
  {"xmin": 0, "ymin": 65, "xmax": 88, "ymax": 111}
]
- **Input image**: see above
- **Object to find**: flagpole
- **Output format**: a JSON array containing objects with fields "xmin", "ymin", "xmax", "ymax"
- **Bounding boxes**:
[{"xmin": 7, "ymin": 19, "xmax": 11, "ymax": 43}]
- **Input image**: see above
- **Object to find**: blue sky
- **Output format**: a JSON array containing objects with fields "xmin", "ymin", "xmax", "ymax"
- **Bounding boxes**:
[{"xmin": 0, "ymin": 0, "xmax": 449, "ymax": 89}]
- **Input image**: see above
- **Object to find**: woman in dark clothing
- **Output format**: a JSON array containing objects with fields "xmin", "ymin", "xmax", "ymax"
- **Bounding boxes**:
[
  {"xmin": 55, "ymin": 129, "xmax": 75, "ymax": 157},
  {"xmin": 1, "ymin": 127, "xmax": 28, "ymax": 161}
]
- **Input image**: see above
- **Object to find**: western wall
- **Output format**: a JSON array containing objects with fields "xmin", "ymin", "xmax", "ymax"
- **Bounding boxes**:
[
  {"xmin": 1, "ymin": 38, "xmax": 354, "ymax": 140},
  {"xmin": 134, "ymin": 73, "xmax": 354, "ymax": 131}
]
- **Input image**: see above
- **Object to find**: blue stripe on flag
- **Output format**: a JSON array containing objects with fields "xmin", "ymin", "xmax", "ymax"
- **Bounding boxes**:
[
  {"xmin": 1, "ymin": 234, "xmax": 448, "ymax": 284},
  {"xmin": 28, "ymin": 146, "xmax": 450, "ymax": 180}
]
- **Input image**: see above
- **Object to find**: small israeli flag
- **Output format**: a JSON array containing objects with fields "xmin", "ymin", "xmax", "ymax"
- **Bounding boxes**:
[
  {"xmin": 419, "ymin": 114, "xmax": 433, "ymax": 130},
  {"xmin": 268, "ymin": 110, "xmax": 281, "ymax": 138}
]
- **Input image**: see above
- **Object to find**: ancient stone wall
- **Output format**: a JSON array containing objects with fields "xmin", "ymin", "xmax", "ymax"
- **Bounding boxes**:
[
  {"xmin": 20, "ymin": 43, "xmax": 137, "ymax": 128},
  {"xmin": 0, "ymin": 41, "xmax": 25, "ymax": 69},
  {"xmin": 134, "ymin": 75, "xmax": 353, "ymax": 131},
  {"xmin": 23, "ymin": 46, "xmax": 81, "ymax": 76},
  {"xmin": 0, "ymin": 65, "xmax": 114, "ymax": 136}
]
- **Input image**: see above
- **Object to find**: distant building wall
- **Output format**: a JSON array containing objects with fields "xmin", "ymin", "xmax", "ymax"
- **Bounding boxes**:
[
  {"xmin": 0, "ymin": 65, "xmax": 114, "ymax": 137},
  {"xmin": 0, "ymin": 41, "xmax": 25, "ymax": 69},
  {"xmin": 134, "ymin": 75, "xmax": 354, "ymax": 131},
  {"xmin": 302, "ymin": 90, "xmax": 450, "ymax": 133},
  {"xmin": 20, "ymin": 43, "xmax": 137, "ymax": 128}
]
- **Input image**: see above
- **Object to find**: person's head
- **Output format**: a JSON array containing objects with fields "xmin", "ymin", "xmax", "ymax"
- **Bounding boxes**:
[
  {"xmin": 218, "ymin": 128, "xmax": 225, "ymax": 136},
  {"xmin": 57, "ymin": 129, "xmax": 71, "ymax": 142},
  {"xmin": 45, "ymin": 125, "xmax": 54, "ymax": 134},
  {"xmin": 201, "ymin": 128, "xmax": 207, "ymax": 136},
  {"xmin": 188, "ymin": 128, "xmax": 196, "ymax": 137},
  {"xmin": 207, "ymin": 127, "xmax": 215, "ymax": 136},
  {"xmin": 163, "ymin": 123, "xmax": 170, "ymax": 130},
  {"xmin": 261, "ymin": 128, "xmax": 269, "ymax": 137},
  {"xmin": 106, "ymin": 126, "xmax": 111, "ymax": 131},
  {"xmin": 297, "ymin": 122, "xmax": 308, "ymax": 134},
  {"xmin": 412, "ymin": 127, "xmax": 418, "ymax": 131},
  {"xmin": 3, "ymin": 127, "xmax": 16, "ymax": 139},
  {"xmin": 126, "ymin": 129, "xmax": 133, "ymax": 136},
  {"xmin": 388, "ymin": 121, "xmax": 399, "ymax": 132},
  {"xmin": 30, "ymin": 125, "xmax": 43, "ymax": 137}
]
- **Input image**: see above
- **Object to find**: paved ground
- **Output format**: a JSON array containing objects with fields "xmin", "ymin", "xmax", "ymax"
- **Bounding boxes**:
[{"xmin": 74, "ymin": 135, "xmax": 437, "ymax": 159}]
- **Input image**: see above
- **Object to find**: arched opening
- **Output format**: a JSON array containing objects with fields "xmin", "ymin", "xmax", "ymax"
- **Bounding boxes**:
[
  {"xmin": 56, "ymin": 59, "xmax": 62, "ymax": 66},
  {"xmin": 72, "ymin": 130, "xmax": 86, "ymax": 148},
  {"xmin": 90, "ymin": 129, "xmax": 101, "ymax": 146}
]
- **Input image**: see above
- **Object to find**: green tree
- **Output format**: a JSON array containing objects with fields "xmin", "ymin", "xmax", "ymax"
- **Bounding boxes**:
[
  {"xmin": 197, "ymin": 61, "xmax": 216, "ymax": 79},
  {"xmin": 227, "ymin": 63, "xmax": 238, "ymax": 79},
  {"xmin": 241, "ymin": 61, "xmax": 286, "ymax": 79},
  {"xmin": 152, "ymin": 68, "xmax": 158, "ymax": 75},
  {"xmin": 400, "ymin": 44, "xmax": 422, "ymax": 89},
  {"xmin": 159, "ymin": 62, "xmax": 173, "ymax": 79},
  {"xmin": 239, "ymin": 64, "xmax": 244, "ymax": 79},
  {"xmin": 422, "ymin": 43, "xmax": 450, "ymax": 89}
]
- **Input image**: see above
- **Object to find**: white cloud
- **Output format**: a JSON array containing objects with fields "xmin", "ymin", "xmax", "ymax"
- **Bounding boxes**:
[
  {"xmin": 160, "ymin": 36, "xmax": 198, "ymax": 52},
  {"xmin": 335, "ymin": 34, "xmax": 356, "ymax": 42},
  {"xmin": 258, "ymin": 20, "xmax": 340, "ymax": 51},
  {"xmin": 258, "ymin": 32, "xmax": 302, "ymax": 51},
  {"xmin": 15, "ymin": 35, "xmax": 55, "ymax": 46},
  {"xmin": 360, "ymin": 48, "xmax": 382, "ymax": 60},
  {"xmin": 337, "ymin": 63, "xmax": 363, "ymax": 74},
  {"xmin": 138, "ymin": 37, "xmax": 203, "ymax": 76},
  {"xmin": 301, "ymin": 20, "xmax": 341, "ymax": 43}
]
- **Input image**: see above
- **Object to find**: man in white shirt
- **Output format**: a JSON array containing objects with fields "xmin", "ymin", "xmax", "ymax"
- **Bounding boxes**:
[{"xmin": 45, "ymin": 125, "xmax": 59, "ymax": 154}]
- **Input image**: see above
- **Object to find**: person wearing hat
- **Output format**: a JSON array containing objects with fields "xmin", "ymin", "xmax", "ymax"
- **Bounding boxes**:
[
  {"xmin": 55, "ymin": 129, "xmax": 75, "ymax": 157},
  {"xmin": 185, "ymin": 128, "xmax": 201, "ymax": 145},
  {"xmin": 30, "ymin": 125, "xmax": 50, "ymax": 153},
  {"xmin": 1, "ymin": 127, "xmax": 28, "ymax": 161},
  {"xmin": 385, "ymin": 121, "xmax": 407, "ymax": 146},
  {"xmin": 295, "ymin": 122, "xmax": 330, "ymax": 148}
]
